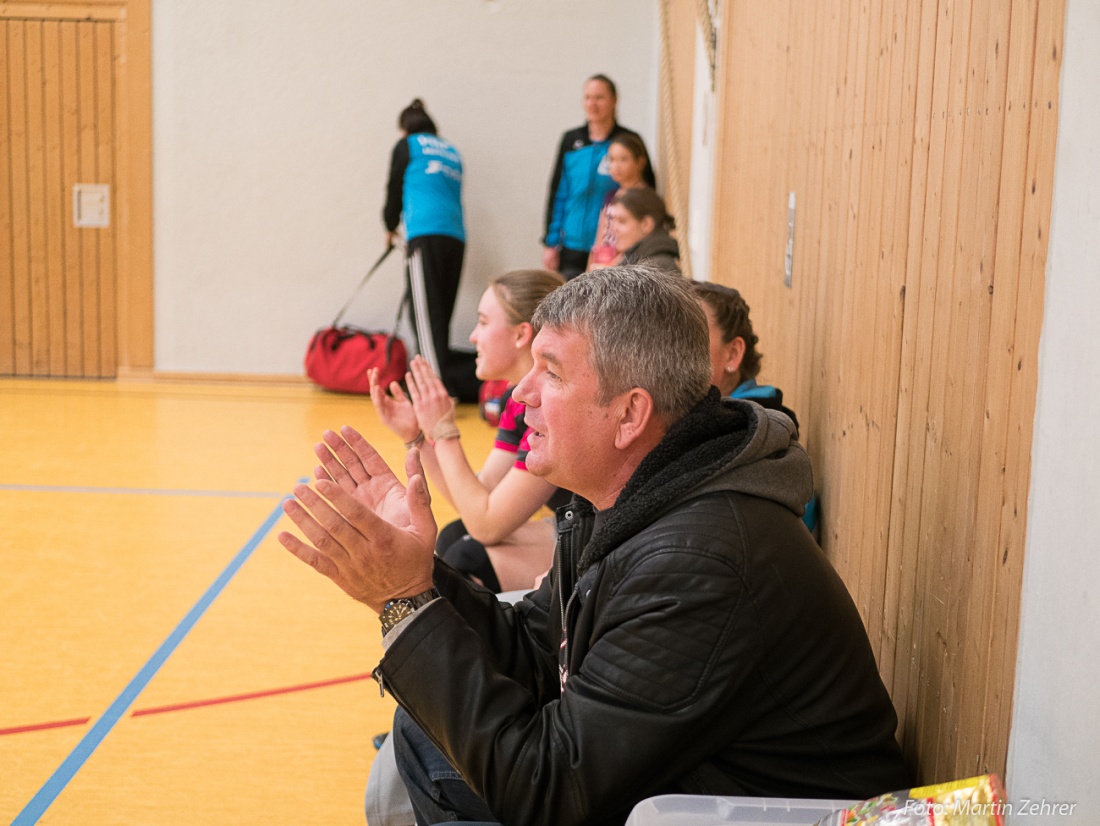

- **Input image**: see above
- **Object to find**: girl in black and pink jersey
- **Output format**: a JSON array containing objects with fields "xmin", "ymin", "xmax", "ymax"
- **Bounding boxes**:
[{"xmin": 369, "ymin": 269, "xmax": 566, "ymax": 593}]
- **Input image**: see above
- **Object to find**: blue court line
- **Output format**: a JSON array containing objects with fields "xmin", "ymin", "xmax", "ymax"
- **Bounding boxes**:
[
  {"xmin": 0, "ymin": 483, "xmax": 286, "ymax": 498},
  {"xmin": 12, "ymin": 481, "xmax": 304, "ymax": 825}
]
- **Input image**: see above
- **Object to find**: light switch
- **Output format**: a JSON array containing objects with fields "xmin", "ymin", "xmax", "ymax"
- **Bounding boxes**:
[{"xmin": 73, "ymin": 183, "xmax": 110, "ymax": 228}]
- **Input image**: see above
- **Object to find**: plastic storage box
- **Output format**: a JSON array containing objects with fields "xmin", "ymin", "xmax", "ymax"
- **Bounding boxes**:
[{"xmin": 624, "ymin": 794, "xmax": 856, "ymax": 826}]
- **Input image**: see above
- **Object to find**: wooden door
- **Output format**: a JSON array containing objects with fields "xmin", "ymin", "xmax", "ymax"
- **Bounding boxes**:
[{"xmin": 2, "ymin": 1, "xmax": 152, "ymax": 378}]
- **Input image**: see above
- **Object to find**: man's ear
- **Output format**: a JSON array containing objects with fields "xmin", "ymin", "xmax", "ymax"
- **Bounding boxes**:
[{"xmin": 614, "ymin": 388, "xmax": 656, "ymax": 450}]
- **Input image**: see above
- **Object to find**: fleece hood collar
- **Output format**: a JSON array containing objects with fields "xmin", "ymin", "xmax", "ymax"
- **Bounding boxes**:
[
  {"xmin": 576, "ymin": 388, "xmax": 812, "ymax": 573},
  {"xmin": 626, "ymin": 228, "xmax": 680, "ymax": 260}
]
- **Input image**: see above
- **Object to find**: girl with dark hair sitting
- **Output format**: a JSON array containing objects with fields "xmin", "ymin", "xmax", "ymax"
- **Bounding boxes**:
[
  {"xmin": 692, "ymin": 281, "xmax": 819, "ymax": 536},
  {"xmin": 607, "ymin": 187, "xmax": 681, "ymax": 273}
]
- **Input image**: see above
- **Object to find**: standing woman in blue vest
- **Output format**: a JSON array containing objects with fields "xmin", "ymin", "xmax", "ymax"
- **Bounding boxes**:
[
  {"xmin": 383, "ymin": 99, "xmax": 466, "ymax": 391},
  {"xmin": 541, "ymin": 75, "xmax": 655, "ymax": 280}
]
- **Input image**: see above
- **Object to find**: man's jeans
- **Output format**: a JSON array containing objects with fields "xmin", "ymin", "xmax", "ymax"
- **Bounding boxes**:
[{"xmin": 392, "ymin": 707, "xmax": 501, "ymax": 825}]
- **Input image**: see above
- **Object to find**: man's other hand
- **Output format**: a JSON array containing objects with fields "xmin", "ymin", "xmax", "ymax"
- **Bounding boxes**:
[{"xmin": 279, "ymin": 426, "xmax": 438, "ymax": 613}]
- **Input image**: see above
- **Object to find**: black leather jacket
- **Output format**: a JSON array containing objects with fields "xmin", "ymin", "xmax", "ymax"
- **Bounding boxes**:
[{"xmin": 378, "ymin": 394, "xmax": 911, "ymax": 825}]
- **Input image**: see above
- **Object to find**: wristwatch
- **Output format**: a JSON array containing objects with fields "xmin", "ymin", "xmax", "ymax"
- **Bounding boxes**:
[{"xmin": 379, "ymin": 587, "xmax": 440, "ymax": 635}]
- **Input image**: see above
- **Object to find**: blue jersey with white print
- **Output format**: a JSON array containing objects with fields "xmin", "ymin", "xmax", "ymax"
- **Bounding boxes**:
[{"xmin": 400, "ymin": 133, "xmax": 465, "ymax": 242}]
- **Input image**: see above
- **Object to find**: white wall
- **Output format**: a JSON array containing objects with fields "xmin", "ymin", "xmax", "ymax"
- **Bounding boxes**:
[
  {"xmin": 1008, "ymin": 0, "xmax": 1100, "ymax": 822},
  {"xmin": 152, "ymin": 0, "xmax": 658, "ymax": 374}
]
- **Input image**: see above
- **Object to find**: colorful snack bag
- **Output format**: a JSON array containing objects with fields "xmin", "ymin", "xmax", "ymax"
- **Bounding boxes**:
[{"xmin": 811, "ymin": 774, "xmax": 1007, "ymax": 825}]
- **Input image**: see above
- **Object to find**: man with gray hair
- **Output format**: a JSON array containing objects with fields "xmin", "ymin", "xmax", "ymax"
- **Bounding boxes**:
[{"xmin": 280, "ymin": 266, "xmax": 910, "ymax": 826}]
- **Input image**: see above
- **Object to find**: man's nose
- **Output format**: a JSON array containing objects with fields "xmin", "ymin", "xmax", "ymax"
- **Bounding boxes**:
[{"xmin": 512, "ymin": 368, "xmax": 538, "ymax": 407}]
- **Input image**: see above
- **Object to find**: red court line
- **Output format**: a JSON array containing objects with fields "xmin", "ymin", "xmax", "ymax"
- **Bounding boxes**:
[
  {"xmin": 0, "ymin": 673, "xmax": 373, "ymax": 736},
  {"xmin": 0, "ymin": 717, "xmax": 92, "ymax": 736},
  {"xmin": 130, "ymin": 672, "xmax": 374, "ymax": 717}
]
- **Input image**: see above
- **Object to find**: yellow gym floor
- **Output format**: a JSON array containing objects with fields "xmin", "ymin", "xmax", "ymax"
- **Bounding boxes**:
[{"xmin": 0, "ymin": 377, "xmax": 490, "ymax": 824}]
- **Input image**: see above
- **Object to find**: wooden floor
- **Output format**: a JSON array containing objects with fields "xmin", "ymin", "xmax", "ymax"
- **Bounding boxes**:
[{"xmin": 0, "ymin": 377, "xmax": 492, "ymax": 825}]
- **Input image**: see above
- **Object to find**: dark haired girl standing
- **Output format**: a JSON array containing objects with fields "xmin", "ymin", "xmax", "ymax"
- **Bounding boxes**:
[{"xmin": 383, "ymin": 99, "xmax": 473, "ymax": 398}]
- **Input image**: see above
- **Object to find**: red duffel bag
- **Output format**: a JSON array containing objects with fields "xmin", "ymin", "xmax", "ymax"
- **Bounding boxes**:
[
  {"xmin": 305, "ymin": 245, "xmax": 409, "ymax": 394},
  {"xmin": 305, "ymin": 326, "xmax": 408, "ymax": 394}
]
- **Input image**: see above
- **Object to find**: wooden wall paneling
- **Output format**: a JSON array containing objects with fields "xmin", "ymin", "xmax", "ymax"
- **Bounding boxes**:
[
  {"xmin": 895, "ymin": 0, "xmax": 946, "ymax": 768},
  {"xmin": 886, "ymin": 0, "xmax": 952, "ymax": 758},
  {"xmin": 1, "ymin": 21, "xmax": 14, "ymax": 374},
  {"xmin": 912, "ymin": 0, "xmax": 977, "ymax": 780},
  {"xmin": 760, "ymin": 0, "xmax": 798, "ymax": 395},
  {"xmin": 941, "ymin": 0, "xmax": 1012, "ymax": 778},
  {"xmin": 94, "ymin": 20, "xmax": 117, "ymax": 376},
  {"xmin": 862, "ymin": 0, "xmax": 914, "ymax": 665},
  {"xmin": 43, "ymin": 19, "xmax": 67, "ymax": 375},
  {"xmin": 768, "ymin": 0, "xmax": 799, "ymax": 397},
  {"xmin": 843, "ymin": 0, "xmax": 875, "ymax": 616},
  {"xmin": 932, "ymin": 0, "xmax": 985, "ymax": 783},
  {"xmin": 811, "ymin": 0, "xmax": 845, "ymax": 542},
  {"xmin": 750, "ymin": 0, "xmax": 790, "ymax": 353},
  {"xmin": 868, "ymin": 0, "xmax": 899, "ymax": 622},
  {"xmin": 959, "ymin": 0, "xmax": 1036, "ymax": 777},
  {"xmin": 837, "ymin": 0, "xmax": 874, "ymax": 615},
  {"xmin": 60, "ymin": 19, "xmax": 83, "ymax": 373},
  {"xmin": 804, "ymin": 0, "xmax": 845, "ymax": 508},
  {"xmin": 860, "ymin": 0, "xmax": 895, "ymax": 662},
  {"xmin": 8, "ymin": 20, "xmax": 33, "ymax": 374},
  {"xmin": 809, "ymin": 0, "xmax": 844, "ymax": 567},
  {"xmin": 878, "ymin": 0, "xmax": 933, "ymax": 693},
  {"xmin": 809, "ymin": 0, "xmax": 854, "ymax": 570},
  {"xmin": 829, "ymin": 0, "xmax": 872, "ymax": 586},
  {"xmin": 26, "ymin": 19, "xmax": 52, "ymax": 373},
  {"xmin": 768, "ymin": 0, "xmax": 791, "ymax": 360},
  {"xmin": 849, "ymin": 0, "xmax": 892, "ymax": 641},
  {"xmin": 799, "ymin": 0, "xmax": 827, "ymax": 455},
  {"xmin": 712, "ymin": 1, "xmax": 786, "ymax": 306},
  {"xmin": 764, "ymin": 0, "xmax": 790, "ymax": 339},
  {"xmin": 832, "ymin": 0, "xmax": 860, "ymax": 567},
  {"xmin": 115, "ymin": 0, "xmax": 154, "ymax": 371},
  {"xmin": 943, "ymin": 0, "xmax": 1012, "ymax": 781},
  {"xmin": 796, "ymin": 0, "xmax": 827, "ymax": 446},
  {"xmin": 918, "ymin": 0, "xmax": 972, "ymax": 779},
  {"xmin": 931, "ymin": 0, "xmax": 1007, "ymax": 779},
  {"xmin": 768, "ymin": 0, "xmax": 790, "ymax": 349},
  {"xmin": 833, "ymin": 0, "xmax": 866, "ymax": 587},
  {"xmin": 833, "ymin": 0, "xmax": 870, "ymax": 586},
  {"xmin": 982, "ymin": 0, "xmax": 1061, "ymax": 779},
  {"xmin": 961, "ymin": 0, "xmax": 1036, "ymax": 779},
  {"xmin": 77, "ymin": 19, "xmax": 100, "ymax": 376},
  {"xmin": 796, "ymin": 0, "xmax": 827, "ymax": 448}
]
